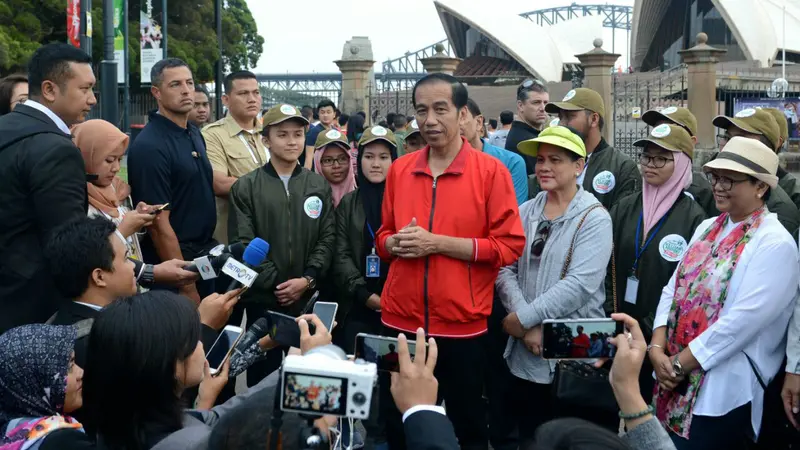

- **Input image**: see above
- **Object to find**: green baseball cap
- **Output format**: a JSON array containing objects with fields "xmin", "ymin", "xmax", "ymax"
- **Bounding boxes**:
[
  {"xmin": 545, "ymin": 88, "xmax": 605, "ymax": 120},
  {"xmin": 358, "ymin": 125, "xmax": 397, "ymax": 148},
  {"xmin": 314, "ymin": 128, "xmax": 350, "ymax": 151},
  {"xmin": 712, "ymin": 108, "xmax": 780, "ymax": 151},
  {"xmin": 517, "ymin": 125, "xmax": 586, "ymax": 158},
  {"xmin": 405, "ymin": 119, "xmax": 421, "ymax": 138},
  {"xmin": 634, "ymin": 124, "xmax": 694, "ymax": 160},
  {"xmin": 642, "ymin": 106, "xmax": 698, "ymax": 137},
  {"xmin": 262, "ymin": 104, "xmax": 309, "ymax": 127},
  {"xmin": 760, "ymin": 107, "xmax": 788, "ymax": 147}
]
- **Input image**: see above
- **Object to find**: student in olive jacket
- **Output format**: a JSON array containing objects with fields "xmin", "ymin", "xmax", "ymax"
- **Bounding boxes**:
[
  {"xmin": 228, "ymin": 104, "xmax": 335, "ymax": 385},
  {"xmin": 334, "ymin": 126, "xmax": 398, "ymax": 353},
  {"xmin": 607, "ymin": 124, "xmax": 707, "ymax": 403}
]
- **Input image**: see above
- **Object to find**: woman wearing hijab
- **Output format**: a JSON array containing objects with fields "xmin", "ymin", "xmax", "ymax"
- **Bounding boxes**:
[
  {"xmin": 333, "ymin": 125, "xmax": 398, "ymax": 353},
  {"xmin": 650, "ymin": 137, "xmax": 799, "ymax": 448},
  {"xmin": 0, "ymin": 324, "xmax": 88, "ymax": 449},
  {"xmin": 313, "ymin": 128, "xmax": 357, "ymax": 207},
  {"xmin": 607, "ymin": 124, "xmax": 707, "ymax": 403},
  {"xmin": 72, "ymin": 119, "xmax": 159, "ymax": 261}
]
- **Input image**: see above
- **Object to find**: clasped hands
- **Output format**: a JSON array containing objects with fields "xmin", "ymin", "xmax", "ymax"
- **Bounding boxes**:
[
  {"xmin": 502, "ymin": 312, "xmax": 543, "ymax": 356},
  {"xmin": 388, "ymin": 217, "xmax": 439, "ymax": 259}
]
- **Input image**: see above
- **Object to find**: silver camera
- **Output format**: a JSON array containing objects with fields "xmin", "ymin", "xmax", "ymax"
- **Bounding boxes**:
[{"xmin": 280, "ymin": 345, "xmax": 377, "ymax": 419}]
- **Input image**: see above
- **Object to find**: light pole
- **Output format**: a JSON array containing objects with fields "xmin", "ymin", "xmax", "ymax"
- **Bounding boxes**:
[
  {"xmin": 214, "ymin": 0, "xmax": 223, "ymax": 120},
  {"xmin": 100, "ymin": 0, "xmax": 118, "ymax": 125}
]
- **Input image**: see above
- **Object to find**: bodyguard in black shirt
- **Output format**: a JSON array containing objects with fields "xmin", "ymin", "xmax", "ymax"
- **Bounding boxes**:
[
  {"xmin": 127, "ymin": 58, "xmax": 217, "ymax": 301},
  {"xmin": 505, "ymin": 79, "xmax": 549, "ymax": 175}
]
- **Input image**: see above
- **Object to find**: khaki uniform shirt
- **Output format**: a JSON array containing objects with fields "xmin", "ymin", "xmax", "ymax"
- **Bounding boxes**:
[{"xmin": 202, "ymin": 115, "xmax": 269, "ymax": 244}]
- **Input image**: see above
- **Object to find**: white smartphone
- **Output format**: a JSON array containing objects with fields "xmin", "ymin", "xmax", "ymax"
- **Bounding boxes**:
[
  {"xmin": 312, "ymin": 301, "xmax": 338, "ymax": 332},
  {"xmin": 206, "ymin": 325, "xmax": 243, "ymax": 375}
]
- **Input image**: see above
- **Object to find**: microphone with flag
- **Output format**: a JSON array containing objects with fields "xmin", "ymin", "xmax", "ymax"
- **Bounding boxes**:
[{"xmin": 224, "ymin": 238, "xmax": 270, "ymax": 292}]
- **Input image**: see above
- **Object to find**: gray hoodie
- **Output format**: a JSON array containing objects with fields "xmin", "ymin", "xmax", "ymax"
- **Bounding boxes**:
[{"xmin": 496, "ymin": 187, "xmax": 613, "ymax": 383}]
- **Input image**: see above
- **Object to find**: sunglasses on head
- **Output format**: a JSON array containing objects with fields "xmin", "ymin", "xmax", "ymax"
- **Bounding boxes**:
[
  {"xmin": 518, "ymin": 78, "xmax": 544, "ymax": 95},
  {"xmin": 531, "ymin": 220, "xmax": 551, "ymax": 257}
]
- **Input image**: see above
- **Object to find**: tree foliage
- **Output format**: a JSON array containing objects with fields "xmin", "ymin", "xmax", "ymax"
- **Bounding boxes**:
[{"xmin": 0, "ymin": 0, "xmax": 264, "ymax": 85}]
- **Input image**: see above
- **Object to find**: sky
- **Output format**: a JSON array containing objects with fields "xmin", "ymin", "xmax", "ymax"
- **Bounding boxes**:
[{"xmin": 245, "ymin": 0, "xmax": 634, "ymax": 74}]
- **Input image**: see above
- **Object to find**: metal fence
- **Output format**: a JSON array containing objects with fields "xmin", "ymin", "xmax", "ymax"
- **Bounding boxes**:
[
  {"xmin": 86, "ymin": 90, "xmax": 158, "ymax": 129},
  {"xmin": 368, "ymin": 78, "xmax": 416, "ymax": 124},
  {"xmin": 611, "ymin": 66, "xmax": 688, "ymax": 159}
]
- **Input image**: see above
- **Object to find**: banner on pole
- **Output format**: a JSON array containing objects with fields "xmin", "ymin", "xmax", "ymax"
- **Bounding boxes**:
[
  {"xmin": 140, "ymin": 0, "xmax": 164, "ymax": 84},
  {"xmin": 114, "ymin": 0, "xmax": 125, "ymax": 82},
  {"xmin": 67, "ymin": 0, "xmax": 81, "ymax": 48}
]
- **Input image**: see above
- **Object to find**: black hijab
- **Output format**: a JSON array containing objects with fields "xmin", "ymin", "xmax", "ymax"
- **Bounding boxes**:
[{"xmin": 357, "ymin": 140, "xmax": 398, "ymax": 236}]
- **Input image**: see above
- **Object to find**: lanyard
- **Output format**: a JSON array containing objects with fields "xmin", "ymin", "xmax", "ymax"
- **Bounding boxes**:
[
  {"xmin": 237, "ymin": 133, "xmax": 263, "ymax": 166},
  {"xmin": 633, "ymin": 213, "xmax": 666, "ymax": 270},
  {"xmin": 366, "ymin": 222, "xmax": 376, "ymax": 243}
]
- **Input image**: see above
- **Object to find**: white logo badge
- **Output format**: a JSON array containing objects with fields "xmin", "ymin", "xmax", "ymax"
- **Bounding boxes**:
[
  {"xmin": 592, "ymin": 171, "xmax": 616, "ymax": 194},
  {"xmin": 659, "ymin": 234, "xmax": 688, "ymax": 262},
  {"xmin": 735, "ymin": 108, "xmax": 756, "ymax": 118},
  {"xmin": 410, "ymin": 119, "xmax": 419, "ymax": 130},
  {"xmin": 304, "ymin": 196, "xmax": 323, "ymax": 219},
  {"xmin": 221, "ymin": 258, "xmax": 258, "ymax": 287},
  {"xmin": 660, "ymin": 106, "xmax": 678, "ymax": 115},
  {"xmin": 371, "ymin": 126, "xmax": 388, "ymax": 136},
  {"xmin": 325, "ymin": 129, "xmax": 342, "ymax": 140},
  {"xmin": 280, "ymin": 104, "xmax": 296, "ymax": 115},
  {"xmin": 563, "ymin": 90, "xmax": 576, "ymax": 102},
  {"xmin": 549, "ymin": 118, "xmax": 560, "ymax": 127},
  {"xmin": 651, "ymin": 124, "xmax": 671, "ymax": 138}
]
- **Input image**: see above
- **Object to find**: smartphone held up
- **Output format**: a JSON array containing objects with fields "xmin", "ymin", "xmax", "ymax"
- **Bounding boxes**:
[{"xmin": 541, "ymin": 318, "xmax": 623, "ymax": 360}]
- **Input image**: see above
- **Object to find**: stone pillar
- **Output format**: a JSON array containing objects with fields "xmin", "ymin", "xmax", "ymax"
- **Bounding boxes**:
[
  {"xmin": 576, "ymin": 38, "xmax": 621, "ymax": 143},
  {"xmin": 335, "ymin": 37, "xmax": 375, "ymax": 119},
  {"xmin": 419, "ymin": 44, "xmax": 462, "ymax": 75},
  {"xmin": 679, "ymin": 33, "xmax": 727, "ymax": 161}
]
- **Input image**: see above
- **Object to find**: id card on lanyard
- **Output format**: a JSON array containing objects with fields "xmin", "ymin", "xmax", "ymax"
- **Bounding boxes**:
[
  {"xmin": 238, "ymin": 133, "xmax": 264, "ymax": 166},
  {"xmin": 625, "ymin": 213, "xmax": 666, "ymax": 305},
  {"xmin": 365, "ymin": 223, "xmax": 380, "ymax": 278}
]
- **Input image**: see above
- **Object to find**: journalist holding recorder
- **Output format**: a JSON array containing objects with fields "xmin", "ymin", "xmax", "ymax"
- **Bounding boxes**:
[
  {"xmin": 650, "ymin": 137, "xmax": 799, "ymax": 449},
  {"xmin": 495, "ymin": 125, "xmax": 613, "ymax": 442}
]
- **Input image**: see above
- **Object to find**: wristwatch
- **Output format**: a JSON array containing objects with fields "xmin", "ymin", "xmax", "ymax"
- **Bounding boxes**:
[
  {"xmin": 672, "ymin": 356, "xmax": 685, "ymax": 377},
  {"xmin": 140, "ymin": 264, "xmax": 155, "ymax": 286},
  {"xmin": 303, "ymin": 276, "xmax": 316, "ymax": 290}
]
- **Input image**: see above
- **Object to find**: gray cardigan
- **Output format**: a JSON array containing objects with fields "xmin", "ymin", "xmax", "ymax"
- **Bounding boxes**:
[
  {"xmin": 496, "ymin": 187, "xmax": 613, "ymax": 383},
  {"xmin": 622, "ymin": 417, "xmax": 678, "ymax": 450}
]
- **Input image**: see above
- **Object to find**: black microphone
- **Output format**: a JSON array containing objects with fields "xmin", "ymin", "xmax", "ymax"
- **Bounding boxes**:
[
  {"xmin": 184, "ymin": 242, "xmax": 246, "ymax": 273},
  {"xmin": 225, "ymin": 238, "xmax": 270, "ymax": 291},
  {"xmin": 234, "ymin": 317, "xmax": 270, "ymax": 354}
]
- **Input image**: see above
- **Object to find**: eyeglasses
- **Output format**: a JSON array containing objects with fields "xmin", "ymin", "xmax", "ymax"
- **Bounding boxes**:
[
  {"xmin": 531, "ymin": 220, "xmax": 551, "ymax": 257},
  {"xmin": 638, "ymin": 153, "xmax": 674, "ymax": 168},
  {"xmin": 706, "ymin": 172, "xmax": 749, "ymax": 191},
  {"xmin": 320, "ymin": 155, "xmax": 350, "ymax": 167}
]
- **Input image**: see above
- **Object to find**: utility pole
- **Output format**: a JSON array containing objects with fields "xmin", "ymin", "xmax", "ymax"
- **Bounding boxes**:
[
  {"xmin": 214, "ymin": 0, "xmax": 223, "ymax": 120},
  {"xmin": 80, "ymin": 0, "xmax": 92, "ymax": 57},
  {"xmin": 100, "ymin": 0, "xmax": 118, "ymax": 125},
  {"xmin": 122, "ymin": 0, "xmax": 130, "ymax": 132}
]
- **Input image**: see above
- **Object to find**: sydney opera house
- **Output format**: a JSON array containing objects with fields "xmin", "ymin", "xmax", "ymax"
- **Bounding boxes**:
[{"xmin": 434, "ymin": 0, "xmax": 800, "ymax": 83}]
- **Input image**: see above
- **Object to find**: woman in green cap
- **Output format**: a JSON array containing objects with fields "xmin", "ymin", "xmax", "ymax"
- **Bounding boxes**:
[{"xmin": 495, "ymin": 125, "xmax": 614, "ymax": 439}]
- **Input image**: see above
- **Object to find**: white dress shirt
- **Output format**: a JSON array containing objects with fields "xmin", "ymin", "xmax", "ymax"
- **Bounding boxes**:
[
  {"xmin": 787, "ymin": 233, "xmax": 800, "ymax": 374},
  {"xmin": 401, "ymin": 404, "xmax": 446, "ymax": 422},
  {"xmin": 654, "ymin": 213, "xmax": 799, "ymax": 437},
  {"xmin": 23, "ymin": 99, "xmax": 70, "ymax": 134}
]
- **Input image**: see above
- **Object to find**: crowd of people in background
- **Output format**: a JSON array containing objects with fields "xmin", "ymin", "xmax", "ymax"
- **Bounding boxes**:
[{"xmin": 0, "ymin": 41, "xmax": 799, "ymax": 450}]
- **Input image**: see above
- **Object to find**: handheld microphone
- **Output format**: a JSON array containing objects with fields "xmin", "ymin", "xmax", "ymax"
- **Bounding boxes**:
[
  {"xmin": 224, "ymin": 238, "xmax": 270, "ymax": 291},
  {"xmin": 233, "ymin": 317, "xmax": 269, "ymax": 355},
  {"xmin": 184, "ymin": 242, "xmax": 246, "ymax": 273}
]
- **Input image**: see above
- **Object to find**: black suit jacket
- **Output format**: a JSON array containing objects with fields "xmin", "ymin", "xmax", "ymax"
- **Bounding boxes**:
[
  {"xmin": 0, "ymin": 104, "xmax": 87, "ymax": 333},
  {"xmin": 404, "ymin": 410, "xmax": 460, "ymax": 450},
  {"xmin": 50, "ymin": 301, "xmax": 99, "ymax": 368}
]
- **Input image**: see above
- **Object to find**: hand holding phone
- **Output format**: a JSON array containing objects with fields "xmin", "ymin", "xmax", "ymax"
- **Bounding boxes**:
[
  {"xmin": 354, "ymin": 333, "xmax": 426, "ymax": 372},
  {"xmin": 541, "ymin": 318, "xmax": 623, "ymax": 360},
  {"xmin": 206, "ymin": 325, "xmax": 243, "ymax": 375},
  {"xmin": 151, "ymin": 203, "xmax": 170, "ymax": 215},
  {"xmin": 312, "ymin": 301, "xmax": 338, "ymax": 332}
]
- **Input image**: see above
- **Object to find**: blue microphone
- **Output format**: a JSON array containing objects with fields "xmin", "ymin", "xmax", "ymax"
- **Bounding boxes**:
[{"xmin": 226, "ymin": 238, "xmax": 270, "ymax": 291}]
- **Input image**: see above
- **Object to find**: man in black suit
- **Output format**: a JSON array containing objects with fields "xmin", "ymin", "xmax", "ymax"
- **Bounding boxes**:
[
  {"xmin": 0, "ymin": 43, "xmax": 97, "ymax": 332},
  {"xmin": 391, "ymin": 328, "xmax": 460, "ymax": 450}
]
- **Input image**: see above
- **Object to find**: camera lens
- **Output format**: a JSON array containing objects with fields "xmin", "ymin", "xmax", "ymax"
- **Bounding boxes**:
[{"xmin": 352, "ymin": 392, "xmax": 367, "ymax": 406}]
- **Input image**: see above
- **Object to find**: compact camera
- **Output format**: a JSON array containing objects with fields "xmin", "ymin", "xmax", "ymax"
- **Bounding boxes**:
[{"xmin": 280, "ymin": 346, "xmax": 377, "ymax": 420}]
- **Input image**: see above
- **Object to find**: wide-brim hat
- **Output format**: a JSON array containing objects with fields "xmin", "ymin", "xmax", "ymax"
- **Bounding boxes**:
[
  {"xmin": 517, "ymin": 125, "xmax": 586, "ymax": 158},
  {"xmin": 703, "ymin": 136, "xmax": 779, "ymax": 188}
]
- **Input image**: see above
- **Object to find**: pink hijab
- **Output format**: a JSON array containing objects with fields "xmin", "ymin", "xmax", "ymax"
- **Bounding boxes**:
[
  {"xmin": 642, "ymin": 151, "xmax": 693, "ymax": 235},
  {"xmin": 314, "ymin": 144, "xmax": 356, "ymax": 207}
]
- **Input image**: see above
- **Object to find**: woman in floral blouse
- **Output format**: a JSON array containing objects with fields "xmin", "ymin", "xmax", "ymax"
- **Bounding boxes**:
[{"xmin": 649, "ymin": 137, "xmax": 799, "ymax": 449}]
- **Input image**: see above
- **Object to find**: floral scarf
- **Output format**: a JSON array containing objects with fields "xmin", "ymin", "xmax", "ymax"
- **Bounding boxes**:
[{"xmin": 654, "ymin": 207, "xmax": 766, "ymax": 438}]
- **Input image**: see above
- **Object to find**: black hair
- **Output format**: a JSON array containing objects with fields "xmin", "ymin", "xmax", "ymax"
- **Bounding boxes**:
[
  {"xmin": 194, "ymin": 84, "xmax": 210, "ymax": 98},
  {"xmin": 406, "ymin": 115, "xmax": 414, "ymax": 123},
  {"xmin": 747, "ymin": 176, "xmax": 773, "ymax": 202},
  {"xmin": 27, "ymin": 43, "xmax": 91, "ymax": 97},
  {"xmin": 301, "ymin": 105, "xmax": 313, "ymax": 117},
  {"xmin": 357, "ymin": 111, "xmax": 367, "ymax": 119},
  {"xmin": 465, "ymin": 98, "xmax": 482, "ymax": 117},
  {"xmin": 83, "ymin": 291, "xmax": 202, "ymax": 450},
  {"xmin": 488, "ymin": 119, "xmax": 498, "ymax": 129},
  {"xmin": 223, "ymin": 70, "xmax": 257, "ymax": 94},
  {"xmin": 378, "ymin": 120, "xmax": 389, "ymax": 128},
  {"xmin": 346, "ymin": 113, "xmax": 365, "ymax": 143},
  {"xmin": 0, "ymin": 73, "xmax": 27, "ymax": 115},
  {"xmin": 516, "ymin": 79, "xmax": 548, "ymax": 103},
  {"xmin": 386, "ymin": 112, "xmax": 397, "ymax": 125},
  {"xmin": 150, "ymin": 58, "xmax": 190, "ymax": 87},
  {"xmin": 334, "ymin": 108, "xmax": 341, "ymax": 118},
  {"xmin": 317, "ymin": 99, "xmax": 336, "ymax": 111},
  {"xmin": 412, "ymin": 73, "xmax": 468, "ymax": 110},
  {"xmin": 500, "ymin": 110, "xmax": 514, "ymax": 125},
  {"xmin": 529, "ymin": 418, "xmax": 631, "ymax": 450},
  {"xmin": 393, "ymin": 114, "xmax": 408, "ymax": 129},
  {"xmin": 338, "ymin": 112, "xmax": 349, "ymax": 127},
  {"xmin": 46, "ymin": 216, "xmax": 118, "ymax": 300}
]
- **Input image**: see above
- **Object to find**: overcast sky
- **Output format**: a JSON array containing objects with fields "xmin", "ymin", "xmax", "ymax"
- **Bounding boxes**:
[{"xmin": 245, "ymin": 0, "xmax": 634, "ymax": 74}]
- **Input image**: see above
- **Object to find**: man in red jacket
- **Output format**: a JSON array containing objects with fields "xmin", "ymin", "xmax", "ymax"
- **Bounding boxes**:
[{"xmin": 376, "ymin": 73, "xmax": 525, "ymax": 450}]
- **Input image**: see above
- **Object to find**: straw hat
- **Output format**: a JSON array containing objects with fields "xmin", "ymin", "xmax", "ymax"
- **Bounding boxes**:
[{"xmin": 702, "ymin": 136, "xmax": 779, "ymax": 188}]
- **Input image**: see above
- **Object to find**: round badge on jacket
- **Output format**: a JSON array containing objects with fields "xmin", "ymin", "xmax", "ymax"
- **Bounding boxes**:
[
  {"xmin": 304, "ymin": 196, "xmax": 323, "ymax": 219},
  {"xmin": 659, "ymin": 234, "xmax": 688, "ymax": 262},
  {"xmin": 592, "ymin": 170, "xmax": 616, "ymax": 194}
]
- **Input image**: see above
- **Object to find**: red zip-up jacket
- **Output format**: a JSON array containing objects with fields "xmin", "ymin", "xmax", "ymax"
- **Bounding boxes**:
[{"xmin": 376, "ymin": 139, "xmax": 525, "ymax": 338}]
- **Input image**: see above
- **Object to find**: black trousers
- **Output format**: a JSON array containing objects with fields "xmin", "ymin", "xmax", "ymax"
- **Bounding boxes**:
[
  {"xmin": 382, "ymin": 327, "xmax": 489, "ymax": 450},
  {"xmin": 486, "ymin": 296, "xmax": 518, "ymax": 450},
  {"xmin": 670, "ymin": 403, "xmax": 753, "ymax": 450}
]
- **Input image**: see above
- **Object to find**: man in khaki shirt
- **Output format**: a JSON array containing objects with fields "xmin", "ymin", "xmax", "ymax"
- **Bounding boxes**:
[{"xmin": 202, "ymin": 70, "xmax": 268, "ymax": 244}]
